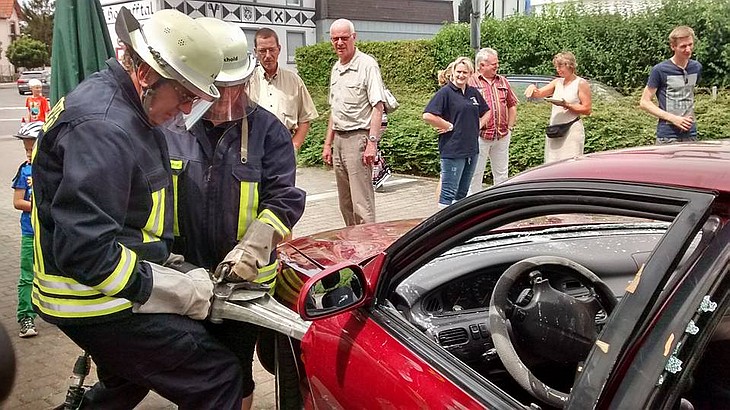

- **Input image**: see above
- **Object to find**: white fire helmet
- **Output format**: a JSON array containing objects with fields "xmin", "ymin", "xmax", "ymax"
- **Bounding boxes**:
[
  {"xmin": 115, "ymin": 7, "xmax": 223, "ymax": 102},
  {"xmin": 196, "ymin": 17, "xmax": 257, "ymax": 86}
]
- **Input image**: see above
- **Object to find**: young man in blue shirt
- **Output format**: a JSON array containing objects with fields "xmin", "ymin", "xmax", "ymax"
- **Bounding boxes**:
[{"xmin": 640, "ymin": 26, "xmax": 702, "ymax": 144}]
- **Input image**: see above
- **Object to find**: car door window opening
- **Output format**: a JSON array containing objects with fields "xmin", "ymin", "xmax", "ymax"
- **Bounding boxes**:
[{"xmin": 366, "ymin": 182, "xmax": 717, "ymax": 408}]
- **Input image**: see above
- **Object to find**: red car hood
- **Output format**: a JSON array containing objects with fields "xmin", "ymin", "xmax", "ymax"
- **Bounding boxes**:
[{"xmin": 278, "ymin": 219, "xmax": 421, "ymax": 278}]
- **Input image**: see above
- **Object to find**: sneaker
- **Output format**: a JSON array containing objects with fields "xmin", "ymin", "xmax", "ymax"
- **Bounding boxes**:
[{"xmin": 19, "ymin": 317, "xmax": 37, "ymax": 338}]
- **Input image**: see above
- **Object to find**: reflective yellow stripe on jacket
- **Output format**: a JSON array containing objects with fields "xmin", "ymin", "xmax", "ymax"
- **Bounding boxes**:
[
  {"xmin": 237, "ymin": 182, "xmax": 259, "ymax": 241},
  {"xmin": 258, "ymin": 209, "xmax": 291, "ymax": 238},
  {"xmin": 142, "ymin": 188, "xmax": 165, "ymax": 242},
  {"xmin": 32, "ymin": 243, "xmax": 137, "ymax": 318}
]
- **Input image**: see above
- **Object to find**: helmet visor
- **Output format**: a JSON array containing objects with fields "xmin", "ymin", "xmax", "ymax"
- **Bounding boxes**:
[
  {"xmin": 162, "ymin": 98, "xmax": 214, "ymax": 133},
  {"xmin": 202, "ymin": 83, "xmax": 256, "ymax": 125}
]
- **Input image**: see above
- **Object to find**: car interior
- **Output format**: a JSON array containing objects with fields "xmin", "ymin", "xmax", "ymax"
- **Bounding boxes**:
[
  {"xmin": 389, "ymin": 211, "xmax": 707, "ymax": 408},
  {"xmin": 301, "ymin": 184, "xmax": 730, "ymax": 409},
  {"xmin": 386, "ymin": 214, "xmax": 669, "ymax": 404}
]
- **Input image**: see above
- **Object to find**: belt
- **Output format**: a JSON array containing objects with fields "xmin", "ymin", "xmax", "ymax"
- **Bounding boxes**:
[{"xmin": 335, "ymin": 129, "xmax": 368, "ymax": 135}]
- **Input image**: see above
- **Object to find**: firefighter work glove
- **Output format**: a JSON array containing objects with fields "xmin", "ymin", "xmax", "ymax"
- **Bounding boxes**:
[
  {"xmin": 133, "ymin": 262, "xmax": 214, "ymax": 320},
  {"xmin": 163, "ymin": 252, "xmax": 200, "ymax": 273},
  {"xmin": 215, "ymin": 220, "xmax": 283, "ymax": 282}
]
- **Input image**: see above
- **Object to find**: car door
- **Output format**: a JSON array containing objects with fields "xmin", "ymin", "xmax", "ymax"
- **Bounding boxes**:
[
  {"xmin": 569, "ymin": 217, "xmax": 730, "ymax": 409},
  {"xmin": 299, "ymin": 180, "xmax": 717, "ymax": 409}
]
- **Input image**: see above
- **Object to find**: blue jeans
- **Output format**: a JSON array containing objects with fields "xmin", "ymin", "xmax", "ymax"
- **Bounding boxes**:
[
  {"xmin": 440, "ymin": 155, "xmax": 478, "ymax": 207},
  {"xmin": 657, "ymin": 135, "xmax": 698, "ymax": 144}
]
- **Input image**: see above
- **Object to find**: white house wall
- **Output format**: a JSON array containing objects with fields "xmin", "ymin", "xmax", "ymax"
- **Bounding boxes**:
[
  {"xmin": 317, "ymin": 19, "xmax": 445, "ymax": 42},
  {"xmin": 0, "ymin": 6, "xmax": 22, "ymax": 79},
  {"xmin": 100, "ymin": 0, "xmax": 316, "ymax": 71}
]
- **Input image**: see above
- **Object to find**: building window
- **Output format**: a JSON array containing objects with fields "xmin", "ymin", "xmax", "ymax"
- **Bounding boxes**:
[
  {"xmin": 241, "ymin": 28, "xmax": 258, "ymax": 52},
  {"xmin": 286, "ymin": 0, "xmax": 302, "ymax": 6},
  {"xmin": 286, "ymin": 32, "xmax": 305, "ymax": 63}
]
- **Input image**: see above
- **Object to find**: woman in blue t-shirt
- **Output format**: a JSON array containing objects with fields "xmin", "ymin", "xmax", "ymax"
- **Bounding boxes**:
[{"xmin": 424, "ymin": 57, "xmax": 490, "ymax": 208}]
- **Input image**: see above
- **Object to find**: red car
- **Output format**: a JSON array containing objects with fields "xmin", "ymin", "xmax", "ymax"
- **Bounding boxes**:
[{"xmin": 263, "ymin": 142, "xmax": 730, "ymax": 409}]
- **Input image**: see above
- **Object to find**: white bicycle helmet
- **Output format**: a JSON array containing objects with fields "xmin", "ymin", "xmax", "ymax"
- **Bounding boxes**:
[
  {"xmin": 15, "ymin": 121, "xmax": 44, "ymax": 140},
  {"xmin": 115, "ymin": 7, "xmax": 223, "ymax": 102}
]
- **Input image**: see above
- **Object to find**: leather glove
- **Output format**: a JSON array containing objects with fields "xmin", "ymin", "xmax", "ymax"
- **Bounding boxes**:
[
  {"xmin": 133, "ymin": 262, "xmax": 213, "ymax": 320},
  {"xmin": 215, "ymin": 220, "xmax": 283, "ymax": 282},
  {"xmin": 163, "ymin": 252, "xmax": 200, "ymax": 273}
]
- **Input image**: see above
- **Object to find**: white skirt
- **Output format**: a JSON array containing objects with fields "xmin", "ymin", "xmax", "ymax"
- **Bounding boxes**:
[{"xmin": 544, "ymin": 120, "xmax": 585, "ymax": 164}]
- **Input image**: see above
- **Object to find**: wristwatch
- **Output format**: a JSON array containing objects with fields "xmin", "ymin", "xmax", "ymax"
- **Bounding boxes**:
[{"xmin": 368, "ymin": 135, "xmax": 379, "ymax": 142}]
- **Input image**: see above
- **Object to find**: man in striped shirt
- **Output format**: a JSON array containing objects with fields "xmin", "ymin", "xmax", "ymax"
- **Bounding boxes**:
[{"xmin": 468, "ymin": 48, "xmax": 518, "ymax": 194}]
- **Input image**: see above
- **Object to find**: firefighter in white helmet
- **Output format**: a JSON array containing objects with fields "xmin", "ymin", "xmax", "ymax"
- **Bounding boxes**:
[
  {"xmin": 164, "ymin": 17, "xmax": 304, "ymax": 409},
  {"xmin": 31, "ymin": 8, "xmax": 244, "ymax": 409}
]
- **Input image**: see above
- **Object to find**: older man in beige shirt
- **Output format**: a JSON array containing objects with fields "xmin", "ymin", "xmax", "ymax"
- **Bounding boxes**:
[
  {"xmin": 322, "ymin": 19, "xmax": 385, "ymax": 226},
  {"xmin": 249, "ymin": 28, "xmax": 318, "ymax": 151}
]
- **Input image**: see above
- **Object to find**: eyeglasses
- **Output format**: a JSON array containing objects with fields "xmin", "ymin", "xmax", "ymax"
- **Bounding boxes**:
[
  {"xmin": 330, "ymin": 35, "xmax": 352, "ymax": 43},
  {"xmin": 256, "ymin": 47, "xmax": 279, "ymax": 56},
  {"xmin": 169, "ymin": 81, "xmax": 200, "ymax": 106}
]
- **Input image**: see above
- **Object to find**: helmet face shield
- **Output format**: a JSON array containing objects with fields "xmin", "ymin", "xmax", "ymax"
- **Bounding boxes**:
[
  {"xmin": 202, "ymin": 84, "xmax": 255, "ymax": 125},
  {"xmin": 162, "ymin": 98, "xmax": 215, "ymax": 133}
]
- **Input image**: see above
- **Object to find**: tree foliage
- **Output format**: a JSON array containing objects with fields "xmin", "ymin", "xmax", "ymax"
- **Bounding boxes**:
[
  {"xmin": 7, "ymin": 37, "xmax": 49, "ymax": 69},
  {"xmin": 432, "ymin": 0, "xmax": 730, "ymax": 91},
  {"xmin": 21, "ymin": 0, "xmax": 54, "ymax": 61}
]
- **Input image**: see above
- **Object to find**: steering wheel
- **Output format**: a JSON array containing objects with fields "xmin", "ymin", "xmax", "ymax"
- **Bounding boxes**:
[{"xmin": 488, "ymin": 256, "xmax": 618, "ymax": 407}]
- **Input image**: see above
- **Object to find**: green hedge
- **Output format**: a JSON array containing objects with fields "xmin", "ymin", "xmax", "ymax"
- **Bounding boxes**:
[
  {"xmin": 296, "ymin": 40, "xmax": 437, "ymax": 91},
  {"xmin": 294, "ymin": 0, "xmax": 730, "ymax": 181},
  {"xmin": 297, "ymin": 0, "xmax": 730, "ymax": 93},
  {"xmin": 297, "ymin": 89, "xmax": 730, "ymax": 182},
  {"xmin": 432, "ymin": 0, "xmax": 730, "ymax": 91}
]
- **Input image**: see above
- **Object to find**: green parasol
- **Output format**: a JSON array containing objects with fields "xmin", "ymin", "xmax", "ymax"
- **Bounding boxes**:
[{"xmin": 50, "ymin": 0, "xmax": 115, "ymax": 105}]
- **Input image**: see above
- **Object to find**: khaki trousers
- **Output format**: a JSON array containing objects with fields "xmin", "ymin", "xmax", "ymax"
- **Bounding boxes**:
[{"xmin": 333, "ymin": 129, "xmax": 375, "ymax": 226}]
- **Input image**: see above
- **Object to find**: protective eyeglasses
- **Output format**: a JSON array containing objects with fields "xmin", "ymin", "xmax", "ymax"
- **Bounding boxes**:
[
  {"xmin": 330, "ymin": 35, "xmax": 352, "ymax": 43},
  {"xmin": 169, "ymin": 81, "xmax": 201, "ymax": 106}
]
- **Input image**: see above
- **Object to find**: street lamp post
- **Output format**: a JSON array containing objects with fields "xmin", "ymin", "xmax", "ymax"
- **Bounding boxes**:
[{"xmin": 470, "ymin": 0, "xmax": 482, "ymax": 51}]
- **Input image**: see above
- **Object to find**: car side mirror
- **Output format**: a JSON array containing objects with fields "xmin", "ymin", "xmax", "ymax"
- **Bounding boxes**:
[{"xmin": 297, "ymin": 263, "xmax": 366, "ymax": 320}]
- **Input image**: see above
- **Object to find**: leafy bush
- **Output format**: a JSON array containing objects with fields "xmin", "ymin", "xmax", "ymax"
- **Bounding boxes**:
[
  {"xmin": 431, "ymin": 0, "xmax": 730, "ymax": 91},
  {"xmin": 296, "ymin": 40, "xmax": 437, "ymax": 91},
  {"xmin": 295, "ymin": 0, "xmax": 730, "ymax": 181},
  {"xmin": 298, "ymin": 87, "xmax": 730, "ymax": 183}
]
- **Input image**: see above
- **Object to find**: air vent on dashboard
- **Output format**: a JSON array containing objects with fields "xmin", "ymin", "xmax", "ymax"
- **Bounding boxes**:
[
  {"xmin": 438, "ymin": 328, "xmax": 469, "ymax": 347},
  {"xmin": 424, "ymin": 297, "xmax": 443, "ymax": 312}
]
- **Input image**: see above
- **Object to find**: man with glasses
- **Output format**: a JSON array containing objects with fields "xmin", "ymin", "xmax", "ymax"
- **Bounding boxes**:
[
  {"xmin": 30, "ymin": 9, "xmax": 245, "ymax": 408},
  {"xmin": 322, "ymin": 18, "xmax": 386, "ymax": 226},
  {"xmin": 249, "ymin": 28, "xmax": 318, "ymax": 151},
  {"xmin": 640, "ymin": 26, "xmax": 702, "ymax": 144}
]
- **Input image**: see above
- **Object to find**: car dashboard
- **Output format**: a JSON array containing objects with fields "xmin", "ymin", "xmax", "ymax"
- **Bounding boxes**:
[{"xmin": 393, "ymin": 224, "xmax": 667, "ymax": 371}]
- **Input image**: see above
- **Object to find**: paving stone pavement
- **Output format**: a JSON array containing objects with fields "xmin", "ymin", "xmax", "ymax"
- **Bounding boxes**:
[{"xmin": 0, "ymin": 132, "xmax": 441, "ymax": 409}]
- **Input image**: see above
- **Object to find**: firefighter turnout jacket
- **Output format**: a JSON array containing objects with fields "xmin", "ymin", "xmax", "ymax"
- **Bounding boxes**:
[
  {"xmin": 165, "ymin": 105, "xmax": 305, "ymax": 286},
  {"xmin": 31, "ymin": 59, "xmax": 173, "ymax": 325}
]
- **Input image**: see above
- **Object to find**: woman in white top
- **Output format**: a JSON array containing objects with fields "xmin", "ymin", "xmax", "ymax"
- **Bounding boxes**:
[{"xmin": 525, "ymin": 52, "xmax": 592, "ymax": 163}]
